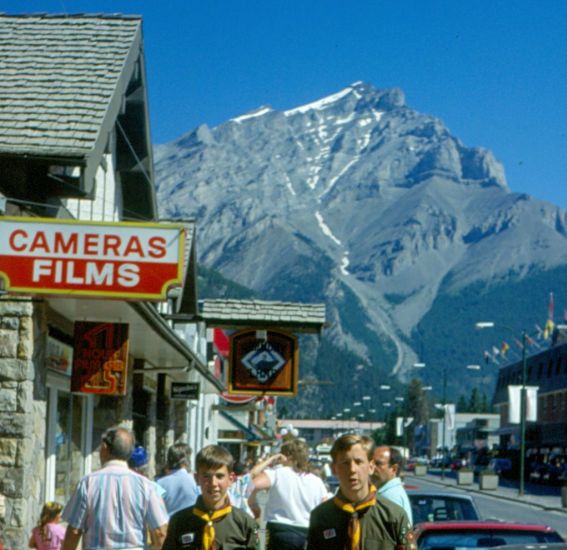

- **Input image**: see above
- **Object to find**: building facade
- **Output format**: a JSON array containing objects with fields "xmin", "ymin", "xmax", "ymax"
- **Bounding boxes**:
[{"xmin": 0, "ymin": 14, "xmax": 223, "ymax": 548}]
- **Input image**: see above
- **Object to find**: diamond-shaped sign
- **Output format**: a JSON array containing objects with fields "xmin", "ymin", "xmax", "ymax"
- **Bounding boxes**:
[{"xmin": 241, "ymin": 346, "xmax": 286, "ymax": 383}]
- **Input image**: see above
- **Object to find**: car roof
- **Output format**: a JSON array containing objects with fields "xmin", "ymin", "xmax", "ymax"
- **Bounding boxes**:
[
  {"xmin": 415, "ymin": 521, "xmax": 558, "ymax": 533},
  {"xmin": 407, "ymin": 490, "xmax": 475, "ymax": 501}
]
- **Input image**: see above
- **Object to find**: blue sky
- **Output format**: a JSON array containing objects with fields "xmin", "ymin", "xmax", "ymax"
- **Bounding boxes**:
[{"xmin": 5, "ymin": 1, "xmax": 567, "ymax": 210}]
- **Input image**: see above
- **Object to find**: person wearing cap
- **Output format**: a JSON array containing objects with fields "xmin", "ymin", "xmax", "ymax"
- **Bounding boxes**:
[{"xmin": 61, "ymin": 426, "xmax": 168, "ymax": 550}]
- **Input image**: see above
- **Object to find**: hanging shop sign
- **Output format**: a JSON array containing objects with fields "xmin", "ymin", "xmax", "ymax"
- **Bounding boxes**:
[
  {"xmin": 0, "ymin": 216, "xmax": 186, "ymax": 300},
  {"xmin": 71, "ymin": 321, "xmax": 129, "ymax": 395},
  {"xmin": 228, "ymin": 328, "xmax": 298, "ymax": 396},
  {"xmin": 171, "ymin": 381, "xmax": 200, "ymax": 400}
]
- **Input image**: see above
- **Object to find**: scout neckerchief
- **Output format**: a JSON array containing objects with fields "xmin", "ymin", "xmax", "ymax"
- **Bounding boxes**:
[
  {"xmin": 192, "ymin": 497, "xmax": 233, "ymax": 550},
  {"xmin": 333, "ymin": 484, "xmax": 377, "ymax": 550}
]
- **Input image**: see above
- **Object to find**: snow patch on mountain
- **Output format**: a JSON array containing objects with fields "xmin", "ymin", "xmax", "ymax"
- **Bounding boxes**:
[
  {"xmin": 284, "ymin": 87, "xmax": 354, "ymax": 116},
  {"xmin": 315, "ymin": 211, "xmax": 341, "ymax": 246}
]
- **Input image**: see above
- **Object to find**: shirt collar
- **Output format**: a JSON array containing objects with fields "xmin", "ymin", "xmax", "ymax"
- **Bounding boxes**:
[
  {"xmin": 103, "ymin": 459, "xmax": 130, "ymax": 469},
  {"xmin": 378, "ymin": 476, "xmax": 402, "ymax": 493}
]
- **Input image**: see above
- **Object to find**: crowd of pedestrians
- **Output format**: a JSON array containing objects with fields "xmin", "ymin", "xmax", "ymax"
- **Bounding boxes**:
[{"xmin": 31, "ymin": 424, "xmax": 415, "ymax": 549}]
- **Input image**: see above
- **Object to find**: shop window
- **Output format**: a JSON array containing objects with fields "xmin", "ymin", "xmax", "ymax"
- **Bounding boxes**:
[{"xmin": 48, "ymin": 389, "xmax": 86, "ymax": 504}]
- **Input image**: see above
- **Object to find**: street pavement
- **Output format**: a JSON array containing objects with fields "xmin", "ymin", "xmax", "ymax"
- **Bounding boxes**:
[{"xmin": 406, "ymin": 469, "xmax": 567, "ymax": 513}]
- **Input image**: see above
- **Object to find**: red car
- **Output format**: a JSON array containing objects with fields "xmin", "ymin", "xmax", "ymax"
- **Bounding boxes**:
[{"xmin": 414, "ymin": 521, "xmax": 565, "ymax": 549}]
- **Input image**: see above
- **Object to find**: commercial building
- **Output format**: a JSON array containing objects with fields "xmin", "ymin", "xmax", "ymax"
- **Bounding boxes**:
[{"xmin": 0, "ymin": 14, "xmax": 223, "ymax": 547}]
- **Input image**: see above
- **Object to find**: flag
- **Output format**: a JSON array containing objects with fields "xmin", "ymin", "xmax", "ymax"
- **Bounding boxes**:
[
  {"xmin": 444, "ymin": 404, "xmax": 456, "ymax": 430},
  {"xmin": 526, "ymin": 387, "xmax": 538, "ymax": 421},
  {"xmin": 500, "ymin": 341, "xmax": 510, "ymax": 356},
  {"xmin": 534, "ymin": 324, "xmax": 544, "ymax": 339},
  {"xmin": 548, "ymin": 292, "xmax": 555, "ymax": 320},
  {"xmin": 508, "ymin": 385, "xmax": 539, "ymax": 423},
  {"xmin": 543, "ymin": 318, "xmax": 555, "ymax": 340},
  {"xmin": 395, "ymin": 416, "xmax": 404, "ymax": 437},
  {"xmin": 508, "ymin": 385, "xmax": 521, "ymax": 424},
  {"xmin": 514, "ymin": 337, "xmax": 524, "ymax": 350},
  {"xmin": 483, "ymin": 350, "xmax": 491, "ymax": 364},
  {"xmin": 492, "ymin": 345, "xmax": 500, "ymax": 356}
]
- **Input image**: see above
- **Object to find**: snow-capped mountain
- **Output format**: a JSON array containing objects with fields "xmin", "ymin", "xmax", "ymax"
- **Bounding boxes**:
[{"xmin": 155, "ymin": 82, "xmax": 567, "ymax": 415}]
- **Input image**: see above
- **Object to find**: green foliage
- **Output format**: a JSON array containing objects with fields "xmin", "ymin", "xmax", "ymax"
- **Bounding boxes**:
[
  {"xmin": 198, "ymin": 265, "xmax": 257, "ymax": 299},
  {"xmin": 413, "ymin": 265, "xmax": 567, "ymax": 403}
]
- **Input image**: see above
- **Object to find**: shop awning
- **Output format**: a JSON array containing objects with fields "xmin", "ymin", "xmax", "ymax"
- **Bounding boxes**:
[
  {"xmin": 219, "ymin": 410, "xmax": 259, "ymax": 441},
  {"xmin": 47, "ymin": 297, "xmax": 224, "ymax": 392}
]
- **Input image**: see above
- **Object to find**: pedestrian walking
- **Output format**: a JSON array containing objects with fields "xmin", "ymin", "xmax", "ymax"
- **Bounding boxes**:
[
  {"xmin": 307, "ymin": 434, "xmax": 415, "ymax": 550},
  {"xmin": 28, "ymin": 501, "xmax": 66, "ymax": 550},
  {"xmin": 61, "ymin": 425, "xmax": 169, "ymax": 550},
  {"xmin": 248, "ymin": 438, "xmax": 328, "ymax": 550},
  {"xmin": 162, "ymin": 445, "xmax": 257, "ymax": 549},
  {"xmin": 157, "ymin": 442, "xmax": 200, "ymax": 516},
  {"xmin": 228, "ymin": 461, "xmax": 254, "ymax": 517}
]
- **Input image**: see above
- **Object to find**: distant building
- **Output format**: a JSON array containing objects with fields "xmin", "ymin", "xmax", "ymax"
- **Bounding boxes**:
[
  {"xmin": 279, "ymin": 418, "xmax": 384, "ymax": 449},
  {"xmin": 493, "ymin": 327, "xmax": 567, "ymax": 452}
]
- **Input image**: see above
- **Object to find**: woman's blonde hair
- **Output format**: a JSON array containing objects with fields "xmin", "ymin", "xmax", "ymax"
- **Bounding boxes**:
[{"xmin": 281, "ymin": 438, "xmax": 310, "ymax": 473}]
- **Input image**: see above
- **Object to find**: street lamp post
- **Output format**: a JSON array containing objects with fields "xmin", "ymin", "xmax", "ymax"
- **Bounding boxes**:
[{"xmin": 475, "ymin": 322, "xmax": 528, "ymax": 496}]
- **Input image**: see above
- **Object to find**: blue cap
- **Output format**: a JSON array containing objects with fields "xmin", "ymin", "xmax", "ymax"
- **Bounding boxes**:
[{"xmin": 129, "ymin": 445, "xmax": 148, "ymax": 468}]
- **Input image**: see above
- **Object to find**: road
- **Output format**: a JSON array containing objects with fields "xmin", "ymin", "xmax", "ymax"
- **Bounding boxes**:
[{"xmin": 409, "ymin": 476, "xmax": 567, "ymax": 539}]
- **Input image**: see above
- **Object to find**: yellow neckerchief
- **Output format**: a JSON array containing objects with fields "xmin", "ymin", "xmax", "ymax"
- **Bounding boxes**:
[
  {"xmin": 192, "ymin": 497, "xmax": 233, "ymax": 550},
  {"xmin": 333, "ymin": 484, "xmax": 377, "ymax": 550}
]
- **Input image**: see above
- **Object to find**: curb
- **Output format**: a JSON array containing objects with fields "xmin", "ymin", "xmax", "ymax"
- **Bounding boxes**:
[{"xmin": 407, "ymin": 474, "xmax": 567, "ymax": 515}]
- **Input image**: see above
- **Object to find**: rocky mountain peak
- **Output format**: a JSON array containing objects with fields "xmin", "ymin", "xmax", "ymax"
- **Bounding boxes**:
[{"xmin": 154, "ymin": 83, "xmax": 567, "ymax": 413}]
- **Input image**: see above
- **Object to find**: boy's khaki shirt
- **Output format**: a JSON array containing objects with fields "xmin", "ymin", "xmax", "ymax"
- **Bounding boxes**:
[{"xmin": 307, "ymin": 495, "xmax": 416, "ymax": 550}]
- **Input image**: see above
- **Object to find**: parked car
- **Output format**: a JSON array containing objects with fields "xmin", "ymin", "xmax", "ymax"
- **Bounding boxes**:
[
  {"xmin": 407, "ymin": 491, "xmax": 481, "ymax": 523},
  {"xmin": 413, "ymin": 521, "xmax": 565, "ymax": 550}
]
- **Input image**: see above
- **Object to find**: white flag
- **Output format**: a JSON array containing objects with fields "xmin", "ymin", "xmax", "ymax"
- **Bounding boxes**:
[
  {"xmin": 526, "ymin": 386, "xmax": 538, "ymax": 421},
  {"xmin": 444, "ymin": 404, "xmax": 456, "ymax": 430},
  {"xmin": 508, "ymin": 385, "xmax": 539, "ymax": 423},
  {"xmin": 396, "ymin": 416, "xmax": 404, "ymax": 437},
  {"xmin": 508, "ymin": 385, "xmax": 521, "ymax": 424}
]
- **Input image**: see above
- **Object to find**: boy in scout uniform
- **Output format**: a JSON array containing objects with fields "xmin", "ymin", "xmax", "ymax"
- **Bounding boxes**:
[
  {"xmin": 307, "ymin": 434, "xmax": 415, "ymax": 550},
  {"xmin": 163, "ymin": 445, "xmax": 257, "ymax": 550}
]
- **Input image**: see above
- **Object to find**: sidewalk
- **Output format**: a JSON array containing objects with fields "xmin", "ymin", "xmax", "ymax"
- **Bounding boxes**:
[{"xmin": 406, "ymin": 471, "xmax": 567, "ymax": 514}]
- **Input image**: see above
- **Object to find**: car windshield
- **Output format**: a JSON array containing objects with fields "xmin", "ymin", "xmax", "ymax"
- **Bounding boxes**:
[
  {"xmin": 419, "ymin": 530, "xmax": 564, "ymax": 550},
  {"xmin": 410, "ymin": 495, "xmax": 479, "ymax": 523}
]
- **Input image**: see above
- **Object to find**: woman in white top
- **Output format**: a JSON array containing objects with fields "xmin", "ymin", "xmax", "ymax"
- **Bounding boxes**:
[{"xmin": 249, "ymin": 438, "xmax": 328, "ymax": 550}]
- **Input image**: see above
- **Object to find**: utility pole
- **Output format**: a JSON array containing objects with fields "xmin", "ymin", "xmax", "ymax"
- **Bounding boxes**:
[{"xmin": 441, "ymin": 366, "xmax": 448, "ymax": 480}]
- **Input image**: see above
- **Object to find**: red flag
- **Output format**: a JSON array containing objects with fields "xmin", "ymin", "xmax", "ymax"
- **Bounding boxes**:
[{"xmin": 548, "ymin": 292, "xmax": 554, "ymax": 320}]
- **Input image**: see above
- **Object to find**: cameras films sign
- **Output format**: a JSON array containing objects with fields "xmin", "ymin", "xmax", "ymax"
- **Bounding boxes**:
[
  {"xmin": 0, "ymin": 217, "xmax": 186, "ymax": 300},
  {"xmin": 228, "ymin": 329, "xmax": 299, "ymax": 396}
]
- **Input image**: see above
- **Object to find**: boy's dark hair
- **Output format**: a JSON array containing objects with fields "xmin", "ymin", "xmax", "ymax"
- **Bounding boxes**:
[
  {"xmin": 167, "ymin": 442, "xmax": 193, "ymax": 470},
  {"xmin": 101, "ymin": 426, "xmax": 134, "ymax": 460},
  {"xmin": 331, "ymin": 433, "xmax": 375, "ymax": 462},
  {"xmin": 196, "ymin": 445, "xmax": 234, "ymax": 472},
  {"xmin": 281, "ymin": 438, "xmax": 310, "ymax": 473}
]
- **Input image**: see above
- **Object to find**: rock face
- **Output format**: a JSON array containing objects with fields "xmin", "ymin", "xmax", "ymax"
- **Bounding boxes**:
[{"xmin": 155, "ymin": 82, "xmax": 567, "ymax": 415}]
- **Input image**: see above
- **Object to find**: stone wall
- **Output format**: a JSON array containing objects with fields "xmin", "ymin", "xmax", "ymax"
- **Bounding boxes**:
[{"xmin": 0, "ymin": 298, "xmax": 47, "ymax": 550}]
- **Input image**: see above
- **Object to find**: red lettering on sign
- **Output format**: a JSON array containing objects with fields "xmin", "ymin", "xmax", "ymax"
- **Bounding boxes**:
[
  {"xmin": 9, "ymin": 229, "xmax": 27, "ymax": 252},
  {"xmin": 148, "ymin": 236, "xmax": 167, "ymax": 258}
]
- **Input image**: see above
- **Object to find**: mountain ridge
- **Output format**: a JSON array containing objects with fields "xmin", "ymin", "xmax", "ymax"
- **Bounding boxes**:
[{"xmin": 155, "ymin": 81, "xmax": 567, "ymax": 415}]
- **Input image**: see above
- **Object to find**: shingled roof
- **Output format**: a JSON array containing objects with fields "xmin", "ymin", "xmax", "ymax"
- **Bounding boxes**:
[
  {"xmin": 201, "ymin": 299, "xmax": 327, "ymax": 334},
  {"xmin": 0, "ymin": 14, "xmax": 155, "ymax": 213}
]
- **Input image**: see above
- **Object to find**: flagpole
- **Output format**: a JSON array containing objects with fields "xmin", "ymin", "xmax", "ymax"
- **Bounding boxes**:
[
  {"xmin": 519, "ymin": 331, "xmax": 527, "ymax": 497},
  {"xmin": 441, "ymin": 366, "xmax": 447, "ymax": 480}
]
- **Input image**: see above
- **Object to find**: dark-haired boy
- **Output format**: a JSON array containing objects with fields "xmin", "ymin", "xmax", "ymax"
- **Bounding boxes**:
[
  {"xmin": 307, "ymin": 434, "xmax": 414, "ymax": 550},
  {"xmin": 162, "ymin": 445, "xmax": 257, "ymax": 550}
]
